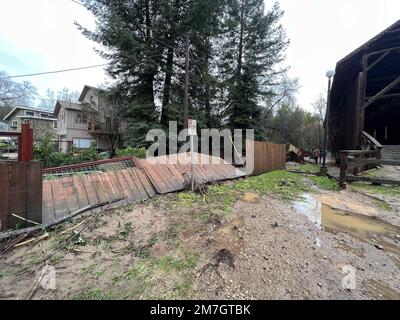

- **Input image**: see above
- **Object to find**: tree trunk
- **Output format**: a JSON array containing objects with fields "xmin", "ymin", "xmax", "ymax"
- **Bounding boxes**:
[
  {"xmin": 161, "ymin": 45, "xmax": 174, "ymax": 125},
  {"xmin": 237, "ymin": 0, "xmax": 245, "ymax": 84}
]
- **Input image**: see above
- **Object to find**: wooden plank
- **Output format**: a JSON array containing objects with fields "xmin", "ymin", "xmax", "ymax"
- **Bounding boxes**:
[
  {"xmin": 121, "ymin": 169, "xmax": 141, "ymax": 201},
  {"xmin": 72, "ymin": 175, "xmax": 90, "ymax": 210},
  {"xmin": 348, "ymin": 159, "xmax": 400, "ymax": 166},
  {"xmin": 135, "ymin": 168, "xmax": 156, "ymax": 198},
  {"xmin": 98, "ymin": 172, "xmax": 117, "ymax": 201},
  {"xmin": 115, "ymin": 170, "xmax": 135, "ymax": 202},
  {"xmin": 81, "ymin": 175, "xmax": 100, "ymax": 207},
  {"xmin": 89, "ymin": 173, "xmax": 108, "ymax": 203},
  {"xmin": 26, "ymin": 162, "xmax": 42, "ymax": 224},
  {"xmin": 42, "ymin": 180, "xmax": 55, "ymax": 223},
  {"xmin": 107, "ymin": 171, "xmax": 126, "ymax": 202},
  {"xmin": 50, "ymin": 179, "xmax": 69, "ymax": 219},
  {"xmin": 125, "ymin": 169, "xmax": 149, "ymax": 200},
  {"xmin": 0, "ymin": 163, "xmax": 9, "ymax": 231},
  {"xmin": 60, "ymin": 176, "xmax": 80, "ymax": 213}
]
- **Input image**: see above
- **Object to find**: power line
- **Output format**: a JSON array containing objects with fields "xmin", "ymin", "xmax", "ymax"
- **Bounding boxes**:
[
  {"xmin": 0, "ymin": 64, "xmax": 109, "ymax": 79},
  {"xmin": 70, "ymin": 0, "xmax": 89, "ymax": 9}
]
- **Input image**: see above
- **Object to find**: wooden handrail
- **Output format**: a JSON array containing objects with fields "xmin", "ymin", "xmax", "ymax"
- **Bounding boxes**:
[
  {"xmin": 340, "ymin": 150, "xmax": 378, "ymax": 156},
  {"xmin": 361, "ymin": 131, "xmax": 383, "ymax": 148}
]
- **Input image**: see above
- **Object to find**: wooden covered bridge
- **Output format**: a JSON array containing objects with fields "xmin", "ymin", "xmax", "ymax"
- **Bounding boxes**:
[{"xmin": 328, "ymin": 20, "xmax": 400, "ymax": 187}]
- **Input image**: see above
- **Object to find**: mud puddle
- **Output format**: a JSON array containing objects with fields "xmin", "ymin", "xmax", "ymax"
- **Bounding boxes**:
[{"xmin": 294, "ymin": 194, "xmax": 400, "ymax": 256}]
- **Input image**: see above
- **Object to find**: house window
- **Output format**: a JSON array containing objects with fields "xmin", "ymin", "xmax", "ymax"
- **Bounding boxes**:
[
  {"xmin": 25, "ymin": 111, "xmax": 35, "ymax": 116},
  {"xmin": 11, "ymin": 120, "xmax": 18, "ymax": 127},
  {"xmin": 40, "ymin": 113, "xmax": 50, "ymax": 118},
  {"xmin": 76, "ymin": 112, "xmax": 87, "ymax": 124},
  {"xmin": 53, "ymin": 121, "xmax": 58, "ymax": 129},
  {"xmin": 73, "ymin": 138, "xmax": 93, "ymax": 149}
]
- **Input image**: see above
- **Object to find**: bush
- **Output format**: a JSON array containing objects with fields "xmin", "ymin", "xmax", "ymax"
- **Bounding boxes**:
[
  {"xmin": 34, "ymin": 136, "xmax": 100, "ymax": 169},
  {"xmin": 116, "ymin": 146, "xmax": 146, "ymax": 159}
]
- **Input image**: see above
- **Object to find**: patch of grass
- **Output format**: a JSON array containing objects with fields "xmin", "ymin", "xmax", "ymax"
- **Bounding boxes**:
[
  {"xmin": 373, "ymin": 199, "xmax": 392, "ymax": 211},
  {"xmin": 164, "ymin": 223, "xmax": 179, "ymax": 240},
  {"xmin": 147, "ymin": 235, "xmax": 159, "ymax": 246},
  {"xmin": 170, "ymin": 170, "xmax": 318, "ymax": 216},
  {"xmin": 109, "ymin": 249, "xmax": 199, "ymax": 299},
  {"xmin": 351, "ymin": 183, "xmax": 400, "ymax": 198},
  {"xmin": 234, "ymin": 170, "xmax": 311, "ymax": 200},
  {"xmin": 120, "ymin": 222, "xmax": 134, "ymax": 239},
  {"xmin": 82, "ymin": 261, "xmax": 97, "ymax": 276},
  {"xmin": 48, "ymin": 254, "xmax": 62, "ymax": 265},
  {"xmin": 309, "ymin": 176, "xmax": 340, "ymax": 191},
  {"xmin": 0, "ymin": 271, "xmax": 8, "ymax": 279},
  {"xmin": 73, "ymin": 287, "xmax": 117, "ymax": 300},
  {"xmin": 298, "ymin": 163, "xmax": 320, "ymax": 174},
  {"xmin": 156, "ymin": 251, "xmax": 198, "ymax": 272}
]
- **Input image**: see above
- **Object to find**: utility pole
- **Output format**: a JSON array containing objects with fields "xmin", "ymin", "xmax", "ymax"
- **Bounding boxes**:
[{"xmin": 183, "ymin": 32, "xmax": 190, "ymax": 128}]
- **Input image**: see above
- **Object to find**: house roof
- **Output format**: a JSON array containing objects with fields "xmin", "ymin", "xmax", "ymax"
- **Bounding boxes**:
[
  {"xmin": 78, "ymin": 85, "xmax": 101, "ymax": 102},
  {"xmin": 3, "ymin": 106, "xmax": 55, "ymax": 121},
  {"xmin": 54, "ymin": 100, "xmax": 83, "ymax": 116}
]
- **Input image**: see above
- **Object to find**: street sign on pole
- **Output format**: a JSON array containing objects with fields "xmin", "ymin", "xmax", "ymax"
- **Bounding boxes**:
[
  {"xmin": 188, "ymin": 119, "xmax": 197, "ymax": 136},
  {"xmin": 188, "ymin": 119, "xmax": 197, "ymax": 191}
]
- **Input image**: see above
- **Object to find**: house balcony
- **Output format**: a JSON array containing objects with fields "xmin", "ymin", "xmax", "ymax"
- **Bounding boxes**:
[{"xmin": 88, "ymin": 121, "xmax": 112, "ymax": 135}]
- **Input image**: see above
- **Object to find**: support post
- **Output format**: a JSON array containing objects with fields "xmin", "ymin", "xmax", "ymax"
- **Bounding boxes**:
[
  {"xmin": 19, "ymin": 123, "xmax": 33, "ymax": 162},
  {"xmin": 190, "ymin": 135, "xmax": 194, "ymax": 191},
  {"xmin": 321, "ymin": 76, "xmax": 333, "ymax": 174},
  {"xmin": 183, "ymin": 32, "xmax": 190, "ymax": 129},
  {"xmin": 339, "ymin": 151, "xmax": 349, "ymax": 189}
]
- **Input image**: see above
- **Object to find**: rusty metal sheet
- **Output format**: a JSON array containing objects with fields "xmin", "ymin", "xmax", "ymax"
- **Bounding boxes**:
[
  {"xmin": 0, "ymin": 163, "xmax": 9, "ymax": 231},
  {"xmin": 8, "ymin": 162, "xmax": 27, "ymax": 228}
]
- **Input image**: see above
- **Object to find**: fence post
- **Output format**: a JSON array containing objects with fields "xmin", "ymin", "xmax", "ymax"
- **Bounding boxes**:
[
  {"xmin": 19, "ymin": 123, "xmax": 33, "ymax": 162},
  {"xmin": 339, "ymin": 151, "xmax": 349, "ymax": 189}
]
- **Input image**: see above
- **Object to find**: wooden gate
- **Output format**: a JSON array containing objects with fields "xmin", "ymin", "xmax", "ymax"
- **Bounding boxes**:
[
  {"xmin": 246, "ymin": 140, "xmax": 286, "ymax": 175},
  {"xmin": 0, "ymin": 161, "xmax": 42, "ymax": 231}
]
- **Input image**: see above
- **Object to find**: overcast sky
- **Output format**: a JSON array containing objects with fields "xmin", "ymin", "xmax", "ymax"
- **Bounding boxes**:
[{"xmin": 0, "ymin": 0, "xmax": 399, "ymax": 111}]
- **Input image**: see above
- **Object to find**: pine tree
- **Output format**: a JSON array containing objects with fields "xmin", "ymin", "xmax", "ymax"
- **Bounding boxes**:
[{"xmin": 219, "ymin": 0, "xmax": 288, "ymax": 139}]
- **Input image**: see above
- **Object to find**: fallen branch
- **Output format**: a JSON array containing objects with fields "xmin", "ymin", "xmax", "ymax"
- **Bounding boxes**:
[
  {"xmin": 11, "ymin": 214, "xmax": 40, "ymax": 226},
  {"xmin": 13, "ymin": 233, "xmax": 49, "ymax": 248},
  {"xmin": 0, "ymin": 197, "xmax": 124, "ymax": 241}
]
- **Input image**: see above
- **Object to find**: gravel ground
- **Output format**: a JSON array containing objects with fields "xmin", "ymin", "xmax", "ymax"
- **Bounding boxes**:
[{"xmin": 193, "ymin": 194, "xmax": 400, "ymax": 300}]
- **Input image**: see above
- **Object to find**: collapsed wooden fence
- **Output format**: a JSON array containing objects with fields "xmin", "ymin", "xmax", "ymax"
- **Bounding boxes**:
[{"xmin": 0, "ymin": 139, "xmax": 286, "ymax": 231}]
